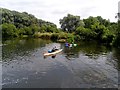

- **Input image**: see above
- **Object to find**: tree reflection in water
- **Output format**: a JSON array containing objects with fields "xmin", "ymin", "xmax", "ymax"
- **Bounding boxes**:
[{"xmin": 62, "ymin": 41, "xmax": 112, "ymax": 60}]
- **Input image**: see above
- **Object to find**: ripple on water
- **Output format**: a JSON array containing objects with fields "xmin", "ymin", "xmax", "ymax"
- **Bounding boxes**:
[{"xmin": 2, "ymin": 39, "xmax": 119, "ymax": 88}]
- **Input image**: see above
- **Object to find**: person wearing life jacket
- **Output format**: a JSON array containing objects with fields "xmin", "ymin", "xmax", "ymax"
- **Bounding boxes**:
[{"xmin": 52, "ymin": 46, "xmax": 58, "ymax": 52}]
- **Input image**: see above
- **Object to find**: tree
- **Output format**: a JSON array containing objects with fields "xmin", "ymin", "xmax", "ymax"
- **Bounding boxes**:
[
  {"xmin": 1, "ymin": 8, "xmax": 59, "ymax": 38},
  {"xmin": 59, "ymin": 14, "xmax": 81, "ymax": 33},
  {"xmin": 91, "ymin": 23, "xmax": 106, "ymax": 41},
  {"xmin": 2, "ymin": 23, "xmax": 18, "ymax": 37},
  {"xmin": 83, "ymin": 16, "xmax": 99, "ymax": 28},
  {"xmin": 96, "ymin": 16, "xmax": 110, "ymax": 27},
  {"xmin": 76, "ymin": 26, "xmax": 96, "ymax": 40},
  {"xmin": 113, "ymin": 20, "xmax": 120, "ymax": 47}
]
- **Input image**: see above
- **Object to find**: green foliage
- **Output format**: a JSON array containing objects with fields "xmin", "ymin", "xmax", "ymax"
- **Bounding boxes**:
[
  {"xmin": 113, "ymin": 36, "xmax": 120, "ymax": 47},
  {"xmin": 75, "ymin": 18, "xmax": 115, "ymax": 44},
  {"xmin": 66, "ymin": 33, "xmax": 75, "ymax": 43},
  {"xmin": 91, "ymin": 24, "xmax": 106, "ymax": 40},
  {"xmin": 58, "ymin": 32, "xmax": 68, "ymax": 39},
  {"xmin": 108, "ymin": 22, "xmax": 118, "ymax": 34},
  {"xmin": 76, "ymin": 26, "xmax": 95, "ymax": 40},
  {"xmin": 33, "ymin": 32, "xmax": 68, "ymax": 40},
  {"xmin": 102, "ymin": 30, "xmax": 115, "ymax": 45},
  {"xmin": 1, "ymin": 8, "xmax": 58, "ymax": 38},
  {"xmin": 113, "ymin": 20, "xmax": 120, "ymax": 47},
  {"xmin": 96, "ymin": 16, "xmax": 110, "ymax": 27},
  {"xmin": 74, "ymin": 35, "xmax": 81, "ymax": 41},
  {"xmin": 2, "ymin": 23, "xmax": 18, "ymax": 37},
  {"xmin": 51, "ymin": 33, "xmax": 59, "ymax": 40},
  {"xmin": 59, "ymin": 14, "xmax": 82, "ymax": 33},
  {"xmin": 1, "ymin": 8, "xmax": 119, "ymax": 47},
  {"xmin": 83, "ymin": 16, "xmax": 99, "ymax": 28}
]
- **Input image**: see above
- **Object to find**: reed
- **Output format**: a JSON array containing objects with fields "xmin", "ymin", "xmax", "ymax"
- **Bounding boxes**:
[{"xmin": 33, "ymin": 32, "xmax": 73, "ymax": 40}]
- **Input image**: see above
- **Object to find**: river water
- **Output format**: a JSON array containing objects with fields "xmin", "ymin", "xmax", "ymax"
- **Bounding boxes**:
[{"xmin": 2, "ymin": 38, "xmax": 120, "ymax": 88}]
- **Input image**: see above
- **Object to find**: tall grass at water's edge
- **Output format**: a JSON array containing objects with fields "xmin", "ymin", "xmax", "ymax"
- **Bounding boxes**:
[{"xmin": 33, "ymin": 32, "xmax": 74, "ymax": 42}]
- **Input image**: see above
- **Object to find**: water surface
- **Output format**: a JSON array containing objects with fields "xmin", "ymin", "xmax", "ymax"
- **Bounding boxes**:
[{"xmin": 2, "ymin": 38, "xmax": 119, "ymax": 88}]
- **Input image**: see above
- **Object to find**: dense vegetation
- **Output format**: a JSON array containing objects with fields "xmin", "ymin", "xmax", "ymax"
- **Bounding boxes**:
[
  {"xmin": 1, "ymin": 8, "xmax": 59, "ymax": 38},
  {"xmin": 1, "ymin": 8, "xmax": 119, "ymax": 47},
  {"xmin": 113, "ymin": 20, "xmax": 120, "ymax": 47},
  {"xmin": 60, "ymin": 14, "xmax": 118, "ymax": 46}
]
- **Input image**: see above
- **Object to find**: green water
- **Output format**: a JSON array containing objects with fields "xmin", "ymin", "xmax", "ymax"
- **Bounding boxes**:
[{"xmin": 2, "ymin": 38, "xmax": 120, "ymax": 88}]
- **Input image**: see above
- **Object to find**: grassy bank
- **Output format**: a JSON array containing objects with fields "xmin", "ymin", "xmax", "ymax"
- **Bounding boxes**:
[{"xmin": 33, "ymin": 32, "xmax": 74, "ymax": 42}]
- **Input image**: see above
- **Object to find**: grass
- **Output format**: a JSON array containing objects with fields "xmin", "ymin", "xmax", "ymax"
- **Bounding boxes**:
[{"xmin": 33, "ymin": 32, "xmax": 73, "ymax": 40}]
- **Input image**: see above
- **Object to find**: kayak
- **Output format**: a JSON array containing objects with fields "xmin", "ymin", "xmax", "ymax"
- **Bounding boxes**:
[{"xmin": 43, "ymin": 49, "xmax": 63, "ymax": 56}]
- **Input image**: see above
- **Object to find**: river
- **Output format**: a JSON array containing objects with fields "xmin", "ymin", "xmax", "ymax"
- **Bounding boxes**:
[{"xmin": 2, "ymin": 38, "xmax": 120, "ymax": 88}]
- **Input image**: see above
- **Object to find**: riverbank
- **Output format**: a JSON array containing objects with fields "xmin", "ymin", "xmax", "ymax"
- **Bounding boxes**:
[{"xmin": 33, "ymin": 32, "xmax": 74, "ymax": 42}]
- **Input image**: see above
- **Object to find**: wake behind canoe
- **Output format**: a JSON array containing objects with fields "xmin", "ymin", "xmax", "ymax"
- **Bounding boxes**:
[{"xmin": 43, "ymin": 49, "xmax": 63, "ymax": 56}]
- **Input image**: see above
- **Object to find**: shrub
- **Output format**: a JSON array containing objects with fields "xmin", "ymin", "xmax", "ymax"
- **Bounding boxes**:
[{"xmin": 51, "ymin": 33, "xmax": 59, "ymax": 40}]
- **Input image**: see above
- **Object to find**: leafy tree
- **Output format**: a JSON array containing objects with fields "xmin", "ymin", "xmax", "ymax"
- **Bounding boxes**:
[
  {"xmin": 76, "ymin": 26, "xmax": 95, "ymax": 40},
  {"xmin": 22, "ymin": 26, "xmax": 32, "ymax": 35},
  {"xmin": 2, "ymin": 23, "xmax": 18, "ymax": 37},
  {"xmin": 1, "ymin": 8, "xmax": 119, "ymax": 47},
  {"xmin": 1, "ymin": 8, "xmax": 58, "ymax": 37},
  {"xmin": 108, "ymin": 22, "xmax": 118, "ymax": 34},
  {"xmin": 91, "ymin": 23, "xmax": 106, "ymax": 40},
  {"xmin": 96, "ymin": 16, "xmax": 110, "ymax": 27},
  {"xmin": 30, "ymin": 24, "xmax": 39, "ymax": 34},
  {"xmin": 83, "ymin": 16, "xmax": 99, "ymax": 28},
  {"xmin": 59, "ymin": 14, "xmax": 81, "ymax": 33},
  {"xmin": 113, "ymin": 20, "xmax": 120, "ymax": 47}
]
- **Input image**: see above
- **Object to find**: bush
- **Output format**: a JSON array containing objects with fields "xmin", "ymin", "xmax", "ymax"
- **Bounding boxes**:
[
  {"xmin": 58, "ymin": 32, "xmax": 68, "ymax": 39},
  {"xmin": 2, "ymin": 23, "xmax": 18, "ymax": 38},
  {"xmin": 75, "ymin": 35, "xmax": 81, "ymax": 41},
  {"xmin": 51, "ymin": 33, "xmax": 59, "ymax": 40},
  {"xmin": 112, "ymin": 35, "xmax": 120, "ymax": 47},
  {"xmin": 76, "ymin": 26, "xmax": 96, "ymax": 40}
]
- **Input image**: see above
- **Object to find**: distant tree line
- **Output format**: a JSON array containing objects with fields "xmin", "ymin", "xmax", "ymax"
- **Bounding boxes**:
[
  {"xmin": 59, "ymin": 14, "xmax": 119, "ymax": 47},
  {"xmin": 0, "ymin": 8, "xmax": 119, "ymax": 47},
  {"xmin": 1, "ymin": 8, "xmax": 58, "ymax": 38}
]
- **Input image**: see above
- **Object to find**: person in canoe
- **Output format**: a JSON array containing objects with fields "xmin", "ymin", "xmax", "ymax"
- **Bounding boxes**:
[
  {"xmin": 51, "ymin": 46, "xmax": 58, "ymax": 52},
  {"xmin": 48, "ymin": 46, "xmax": 58, "ymax": 53}
]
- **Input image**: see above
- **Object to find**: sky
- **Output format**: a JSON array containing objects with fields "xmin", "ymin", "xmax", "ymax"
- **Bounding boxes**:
[{"xmin": 0, "ymin": 0, "xmax": 119, "ymax": 27}]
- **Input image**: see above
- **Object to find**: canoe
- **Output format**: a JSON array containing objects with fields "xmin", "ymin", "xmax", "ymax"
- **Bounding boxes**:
[{"xmin": 43, "ymin": 49, "xmax": 63, "ymax": 56}]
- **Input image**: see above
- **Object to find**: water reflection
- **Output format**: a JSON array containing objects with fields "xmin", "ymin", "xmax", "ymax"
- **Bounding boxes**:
[
  {"xmin": 44, "ymin": 55, "xmax": 56, "ymax": 59},
  {"xmin": 62, "ymin": 41, "xmax": 112, "ymax": 61},
  {"xmin": 2, "ymin": 38, "xmax": 51, "ymax": 62},
  {"xmin": 2, "ymin": 38, "xmax": 119, "ymax": 88}
]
